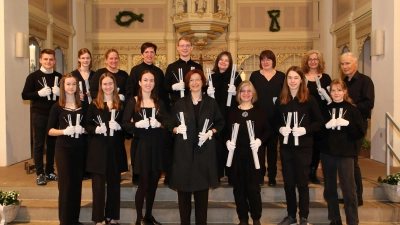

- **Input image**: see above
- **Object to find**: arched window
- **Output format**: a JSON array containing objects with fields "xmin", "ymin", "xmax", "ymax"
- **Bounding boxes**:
[
  {"xmin": 359, "ymin": 38, "xmax": 371, "ymax": 77},
  {"xmin": 55, "ymin": 47, "xmax": 64, "ymax": 74},
  {"xmin": 277, "ymin": 55, "xmax": 303, "ymax": 74},
  {"xmin": 240, "ymin": 55, "xmax": 259, "ymax": 80},
  {"xmin": 29, "ymin": 38, "xmax": 40, "ymax": 71}
]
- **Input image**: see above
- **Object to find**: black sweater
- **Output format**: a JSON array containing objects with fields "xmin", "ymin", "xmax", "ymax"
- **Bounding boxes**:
[
  {"xmin": 164, "ymin": 58, "xmax": 203, "ymax": 104},
  {"xmin": 47, "ymin": 104, "xmax": 85, "ymax": 148},
  {"xmin": 321, "ymin": 101, "xmax": 365, "ymax": 157},
  {"xmin": 274, "ymin": 95, "xmax": 323, "ymax": 148},
  {"xmin": 90, "ymin": 68, "xmax": 129, "ymax": 100},
  {"xmin": 21, "ymin": 70, "xmax": 62, "ymax": 117},
  {"xmin": 126, "ymin": 62, "xmax": 171, "ymax": 111}
]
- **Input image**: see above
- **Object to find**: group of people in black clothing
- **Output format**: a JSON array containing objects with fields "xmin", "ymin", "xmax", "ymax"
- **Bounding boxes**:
[{"xmin": 22, "ymin": 35, "xmax": 374, "ymax": 225}]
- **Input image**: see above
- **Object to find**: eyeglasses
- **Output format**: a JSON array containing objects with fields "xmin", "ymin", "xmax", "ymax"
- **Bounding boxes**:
[
  {"xmin": 178, "ymin": 44, "xmax": 191, "ymax": 48},
  {"xmin": 308, "ymin": 58, "xmax": 319, "ymax": 62},
  {"xmin": 240, "ymin": 90, "xmax": 252, "ymax": 93}
]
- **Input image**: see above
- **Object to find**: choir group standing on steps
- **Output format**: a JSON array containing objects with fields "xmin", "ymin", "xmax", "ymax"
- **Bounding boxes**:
[{"xmin": 21, "ymin": 36, "xmax": 374, "ymax": 225}]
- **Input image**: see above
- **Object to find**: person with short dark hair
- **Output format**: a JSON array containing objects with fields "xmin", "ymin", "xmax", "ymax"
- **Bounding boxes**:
[
  {"xmin": 274, "ymin": 66, "xmax": 323, "ymax": 225},
  {"xmin": 249, "ymin": 50, "xmax": 285, "ymax": 186},
  {"xmin": 169, "ymin": 69, "xmax": 224, "ymax": 225},
  {"xmin": 22, "ymin": 48, "xmax": 62, "ymax": 185},
  {"xmin": 226, "ymin": 80, "xmax": 270, "ymax": 225},
  {"xmin": 340, "ymin": 51, "xmax": 374, "ymax": 207}
]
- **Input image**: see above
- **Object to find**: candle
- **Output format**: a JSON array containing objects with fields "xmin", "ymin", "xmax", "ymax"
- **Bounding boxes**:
[
  {"xmin": 29, "ymin": 45, "xmax": 36, "ymax": 72},
  {"xmin": 283, "ymin": 112, "xmax": 292, "ymax": 144},
  {"xmin": 75, "ymin": 114, "xmax": 80, "ymax": 138},
  {"xmin": 53, "ymin": 77, "xmax": 59, "ymax": 101},
  {"xmin": 246, "ymin": 120, "xmax": 260, "ymax": 169},
  {"xmin": 226, "ymin": 64, "xmax": 237, "ymax": 106},
  {"xmin": 226, "ymin": 123, "xmax": 239, "ymax": 167},
  {"xmin": 84, "ymin": 79, "xmax": 92, "ymax": 104},
  {"xmin": 179, "ymin": 112, "xmax": 187, "ymax": 140},
  {"xmin": 110, "ymin": 109, "xmax": 115, "ymax": 136}
]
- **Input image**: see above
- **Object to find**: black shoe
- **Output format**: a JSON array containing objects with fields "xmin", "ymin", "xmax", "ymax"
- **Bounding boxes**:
[
  {"xmin": 329, "ymin": 220, "xmax": 343, "ymax": 225},
  {"xmin": 36, "ymin": 174, "xmax": 47, "ymax": 185},
  {"xmin": 268, "ymin": 177, "xmax": 276, "ymax": 187},
  {"xmin": 132, "ymin": 174, "xmax": 139, "ymax": 186},
  {"xmin": 105, "ymin": 218, "xmax": 120, "ymax": 225},
  {"xmin": 135, "ymin": 219, "xmax": 148, "ymax": 225},
  {"xmin": 338, "ymin": 199, "xmax": 344, "ymax": 204},
  {"xmin": 253, "ymin": 220, "xmax": 261, "ymax": 225},
  {"xmin": 144, "ymin": 215, "xmax": 162, "ymax": 225},
  {"xmin": 238, "ymin": 220, "xmax": 249, "ymax": 225},
  {"xmin": 46, "ymin": 172, "xmax": 58, "ymax": 181}
]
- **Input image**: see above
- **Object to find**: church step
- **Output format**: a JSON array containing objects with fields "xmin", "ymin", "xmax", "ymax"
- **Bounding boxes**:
[
  {"xmin": 0, "ymin": 182, "xmax": 387, "ymax": 202},
  {"xmin": 13, "ymin": 199, "xmax": 400, "ymax": 224}
]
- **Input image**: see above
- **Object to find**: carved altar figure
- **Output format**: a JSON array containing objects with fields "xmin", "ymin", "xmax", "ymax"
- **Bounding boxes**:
[
  {"xmin": 218, "ymin": 0, "xmax": 226, "ymax": 12},
  {"xmin": 196, "ymin": 0, "xmax": 206, "ymax": 12},
  {"xmin": 176, "ymin": 0, "xmax": 186, "ymax": 14}
]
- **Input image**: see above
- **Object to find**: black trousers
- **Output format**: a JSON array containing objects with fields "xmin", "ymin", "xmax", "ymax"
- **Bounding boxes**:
[
  {"xmin": 177, "ymin": 189, "xmax": 209, "ymax": 225},
  {"xmin": 135, "ymin": 171, "xmax": 161, "ymax": 221},
  {"xmin": 354, "ymin": 119, "xmax": 369, "ymax": 201},
  {"xmin": 32, "ymin": 113, "xmax": 56, "ymax": 175},
  {"xmin": 215, "ymin": 135, "xmax": 227, "ymax": 179},
  {"xmin": 262, "ymin": 133, "xmax": 278, "ymax": 179},
  {"xmin": 280, "ymin": 147, "xmax": 312, "ymax": 219},
  {"xmin": 233, "ymin": 160, "xmax": 262, "ymax": 221},
  {"xmin": 91, "ymin": 149, "xmax": 121, "ymax": 223},
  {"xmin": 56, "ymin": 146, "xmax": 83, "ymax": 225},
  {"xmin": 321, "ymin": 153, "xmax": 359, "ymax": 225}
]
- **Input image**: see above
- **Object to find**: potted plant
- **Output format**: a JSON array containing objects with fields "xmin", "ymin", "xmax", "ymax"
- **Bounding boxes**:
[
  {"xmin": 0, "ymin": 190, "xmax": 21, "ymax": 225},
  {"xmin": 378, "ymin": 172, "xmax": 400, "ymax": 202},
  {"xmin": 362, "ymin": 138, "xmax": 371, "ymax": 150}
]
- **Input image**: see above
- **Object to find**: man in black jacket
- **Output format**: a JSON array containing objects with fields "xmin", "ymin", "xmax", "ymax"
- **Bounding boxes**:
[{"xmin": 340, "ymin": 51, "xmax": 375, "ymax": 206}]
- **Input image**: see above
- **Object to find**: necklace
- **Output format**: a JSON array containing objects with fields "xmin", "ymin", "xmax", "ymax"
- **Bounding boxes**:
[
  {"xmin": 65, "ymin": 102, "xmax": 75, "ymax": 108},
  {"xmin": 192, "ymin": 94, "xmax": 202, "ymax": 105},
  {"xmin": 238, "ymin": 104, "xmax": 253, "ymax": 117}
]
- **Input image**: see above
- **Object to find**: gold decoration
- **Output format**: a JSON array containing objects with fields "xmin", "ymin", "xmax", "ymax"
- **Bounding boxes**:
[
  {"xmin": 237, "ymin": 55, "xmax": 252, "ymax": 68},
  {"xmin": 132, "ymin": 55, "xmax": 143, "ymax": 67},
  {"xmin": 357, "ymin": 35, "xmax": 370, "ymax": 57},
  {"xmin": 119, "ymin": 55, "xmax": 128, "ymax": 70}
]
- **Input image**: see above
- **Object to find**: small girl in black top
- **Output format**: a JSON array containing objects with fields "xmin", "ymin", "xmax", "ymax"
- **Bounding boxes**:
[
  {"xmin": 47, "ymin": 73, "xmax": 85, "ymax": 225},
  {"xmin": 321, "ymin": 79, "xmax": 364, "ymax": 225},
  {"xmin": 274, "ymin": 66, "xmax": 323, "ymax": 225}
]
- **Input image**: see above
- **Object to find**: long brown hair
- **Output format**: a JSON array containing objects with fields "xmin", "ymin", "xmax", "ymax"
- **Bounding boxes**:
[
  {"xmin": 77, "ymin": 48, "xmax": 92, "ymax": 70},
  {"xmin": 330, "ymin": 79, "xmax": 355, "ymax": 106},
  {"xmin": 280, "ymin": 66, "xmax": 309, "ymax": 105},
  {"xmin": 58, "ymin": 73, "xmax": 82, "ymax": 108},
  {"xmin": 135, "ymin": 70, "xmax": 160, "ymax": 113},
  {"xmin": 93, "ymin": 72, "xmax": 121, "ymax": 110}
]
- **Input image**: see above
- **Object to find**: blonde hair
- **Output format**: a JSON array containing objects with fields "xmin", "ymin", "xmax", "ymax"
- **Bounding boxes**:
[
  {"xmin": 236, "ymin": 81, "xmax": 258, "ymax": 104},
  {"xmin": 301, "ymin": 50, "xmax": 325, "ymax": 74}
]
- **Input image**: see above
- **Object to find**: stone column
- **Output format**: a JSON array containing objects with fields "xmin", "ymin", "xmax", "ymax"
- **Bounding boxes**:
[
  {"xmin": 0, "ymin": 0, "xmax": 31, "ymax": 166},
  {"xmin": 85, "ymin": 0, "xmax": 94, "ymax": 51},
  {"xmin": 46, "ymin": 14, "xmax": 54, "ymax": 49},
  {"xmin": 166, "ymin": 0, "xmax": 176, "ymax": 65},
  {"xmin": 226, "ymin": 0, "xmax": 238, "ymax": 63}
]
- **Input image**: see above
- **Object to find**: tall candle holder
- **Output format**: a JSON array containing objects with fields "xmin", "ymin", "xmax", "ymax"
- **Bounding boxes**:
[{"xmin": 29, "ymin": 45, "xmax": 36, "ymax": 73}]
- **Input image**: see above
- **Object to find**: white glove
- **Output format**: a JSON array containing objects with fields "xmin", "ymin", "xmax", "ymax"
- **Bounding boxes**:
[
  {"xmin": 207, "ymin": 86, "xmax": 215, "ymax": 96},
  {"xmin": 176, "ymin": 124, "xmax": 187, "ymax": 134},
  {"xmin": 38, "ymin": 86, "xmax": 51, "ymax": 97},
  {"xmin": 318, "ymin": 88, "xmax": 332, "ymax": 104},
  {"xmin": 135, "ymin": 119, "xmax": 150, "ymax": 129},
  {"xmin": 198, "ymin": 130, "xmax": 213, "ymax": 142},
  {"xmin": 63, "ymin": 126, "xmax": 75, "ymax": 136},
  {"xmin": 74, "ymin": 124, "xmax": 84, "ymax": 134},
  {"xmin": 336, "ymin": 118, "xmax": 349, "ymax": 126},
  {"xmin": 292, "ymin": 127, "xmax": 306, "ymax": 137},
  {"xmin": 325, "ymin": 118, "xmax": 337, "ymax": 129},
  {"xmin": 95, "ymin": 124, "xmax": 107, "ymax": 134},
  {"xmin": 279, "ymin": 127, "xmax": 292, "ymax": 137},
  {"xmin": 150, "ymin": 117, "xmax": 161, "ymax": 128},
  {"xmin": 172, "ymin": 82, "xmax": 185, "ymax": 91},
  {"xmin": 250, "ymin": 138, "xmax": 262, "ymax": 152},
  {"xmin": 52, "ymin": 86, "xmax": 60, "ymax": 96},
  {"xmin": 119, "ymin": 94, "xmax": 125, "ymax": 101},
  {"xmin": 227, "ymin": 84, "xmax": 236, "ymax": 96},
  {"xmin": 226, "ymin": 140, "xmax": 236, "ymax": 152},
  {"xmin": 109, "ymin": 120, "xmax": 121, "ymax": 130}
]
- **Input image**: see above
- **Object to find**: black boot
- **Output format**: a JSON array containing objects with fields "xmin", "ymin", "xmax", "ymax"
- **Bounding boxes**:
[{"xmin": 309, "ymin": 166, "xmax": 320, "ymax": 184}]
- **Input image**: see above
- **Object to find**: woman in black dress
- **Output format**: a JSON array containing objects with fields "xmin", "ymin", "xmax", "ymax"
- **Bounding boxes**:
[
  {"xmin": 207, "ymin": 51, "xmax": 242, "ymax": 181},
  {"xmin": 169, "ymin": 69, "xmax": 225, "ymax": 225},
  {"xmin": 47, "ymin": 73, "xmax": 85, "ymax": 225},
  {"xmin": 301, "ymin": 50, "xmax": 332, "ymax": 184},
  {"xmin": 274, "ymin": 66, "xmax": 323, "ymax": 225},
  {"xmin": 122, "ymin": 70, "xmax": 170, "ymax": 225},
  {"xmin": 249, "ymin": 50, "xmax": 285, "ymax": 186},
  {"xmin": 226, "ymin": 80, "xmax": 270, "ymax": 225},
  {"xmin": 85, "ymin": 73, "xmax": 126, "ymax": 225},
  {"xmin": 71, "ymin": 48, "xmax": 96, "ymax": 179}
]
